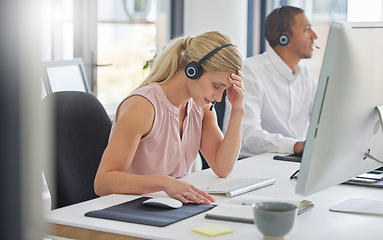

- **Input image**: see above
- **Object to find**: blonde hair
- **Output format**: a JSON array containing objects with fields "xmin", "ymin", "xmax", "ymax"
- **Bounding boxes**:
[{"xmin": 137, "ymin": 31, "xmax": 242, "ymax": 89}]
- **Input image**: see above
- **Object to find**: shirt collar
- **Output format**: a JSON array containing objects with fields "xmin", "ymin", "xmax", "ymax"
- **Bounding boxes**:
[{"xmin": 267, "ymin": 47, "xmax": 301, "ymax": 82}]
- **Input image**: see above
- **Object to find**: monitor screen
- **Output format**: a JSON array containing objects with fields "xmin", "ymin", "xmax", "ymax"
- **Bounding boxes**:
[
  {"xmin": 47, "ymin": 64, "xmax": 87, "ymax": 92},
  {"xmin": 42, "ymin": 58, "xmax": 90, "ymax": 94},
  {"xmin": 295, "ymin": 22, "xmax": 383, "ymax": 196}
]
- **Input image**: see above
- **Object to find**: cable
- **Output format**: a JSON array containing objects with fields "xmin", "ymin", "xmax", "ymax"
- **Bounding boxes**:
[{"xmin": 364, "ymin": 149, "xmax": 383, "ymax": 164}]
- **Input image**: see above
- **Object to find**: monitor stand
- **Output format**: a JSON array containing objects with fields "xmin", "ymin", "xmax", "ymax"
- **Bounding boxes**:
[
  {"xmin": 377, "ymin": 105, "xmax": 383, "ymax": 132},
  {"xmin": 331, "ymin": 106, "xmax": 383, "ymax": 216},
  {"xmin": 362, "ymin": 105, "xmax": 383, "ymax": 165},
  {"xmin": 332, "ymin": 106, "xmax": 383, "ymax": 216}
]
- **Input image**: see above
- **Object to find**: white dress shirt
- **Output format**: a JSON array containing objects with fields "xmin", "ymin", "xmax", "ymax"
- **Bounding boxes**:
[{"xmin": 223, "ymin": 48, "xmax": 317, "ymax": 158}]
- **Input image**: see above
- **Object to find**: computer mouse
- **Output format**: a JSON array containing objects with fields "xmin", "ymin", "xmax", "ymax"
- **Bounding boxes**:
[{"xmin": 143, "ymin": 197, "xmax": 183, "ymax": 209}]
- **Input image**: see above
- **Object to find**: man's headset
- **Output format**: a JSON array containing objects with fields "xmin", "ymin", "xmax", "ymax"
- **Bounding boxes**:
[{"xmin": 276, "ymin": 7, "xmax": 290, "ymax": 46}]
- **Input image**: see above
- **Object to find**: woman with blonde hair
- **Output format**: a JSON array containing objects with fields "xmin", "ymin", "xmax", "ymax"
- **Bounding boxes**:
[{"xmin": 94, "ymin": 31, "xmax": 245, "ymax": 204}]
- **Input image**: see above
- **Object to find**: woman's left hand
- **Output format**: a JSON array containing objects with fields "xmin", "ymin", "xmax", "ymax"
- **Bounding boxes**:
[{"xmin": 226, "ymin": 70, "xmax": 245, "ymax": 110}]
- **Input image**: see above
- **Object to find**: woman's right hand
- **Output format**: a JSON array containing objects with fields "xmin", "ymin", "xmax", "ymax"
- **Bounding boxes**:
[
  {"xmin": 163, "ymin": 177, "xmax": 215, "ymax": 204},
  {"xmin": 227, "ymin": 70, "xmax": 245, "ymax": 111}
]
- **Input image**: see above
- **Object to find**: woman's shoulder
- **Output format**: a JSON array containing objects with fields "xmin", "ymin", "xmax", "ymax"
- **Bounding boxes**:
[
  {"xmin": 116, "ymin": 91, "xmax": 155, "ymax": 123},
  {"xmin": 119, "ymin": 84, "xmax": 160, "ymax": 110},
  {"xmin": 135, "ymin": 83, "xmax": 155, "ymax": 92}
]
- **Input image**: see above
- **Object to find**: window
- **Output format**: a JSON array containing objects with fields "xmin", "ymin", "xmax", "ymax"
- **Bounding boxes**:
[
  {"xmin": 42, "ymin": 0, "xmax": 171, "ymax": 108},
  {"xmin": 97, "ymin": 0, "xmax": 168, "ymax": 106},
  {"xmin": 42, "ymin": 0, "xmax": 74, "ymax": 61},
  {"xmin": 267, "ymin": 0, "xmax": 383, "ymax": 80}
]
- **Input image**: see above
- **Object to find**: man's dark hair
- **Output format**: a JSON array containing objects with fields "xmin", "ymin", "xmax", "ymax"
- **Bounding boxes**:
[{"xmin": 264, "ymin": 6, "xmax": 304, "ymax": 47}]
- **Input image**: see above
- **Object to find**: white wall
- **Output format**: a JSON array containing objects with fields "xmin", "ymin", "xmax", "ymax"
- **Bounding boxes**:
[{"xmin": 184, "ymin": 0, "xmax": 248, "ymax": 58}]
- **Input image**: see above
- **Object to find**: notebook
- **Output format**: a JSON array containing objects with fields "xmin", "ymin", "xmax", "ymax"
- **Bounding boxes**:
[
  {"xmin": 205, "ymin": 197, "xmax": 314, "ymax": 224},
  {"xmin": 85, "ymin": 197, "xmax": 215, "ymax": 227},
  {"xmin": 342, "ymin": 170, "xmax": 383, "ymax": 188}
]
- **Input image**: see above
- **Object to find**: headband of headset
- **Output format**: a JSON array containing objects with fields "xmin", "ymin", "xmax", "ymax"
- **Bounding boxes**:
[
  {"xmin": 185, "ymin": 43, "xmax": 235, "ymax": 79},
  {"xmin": 276, "ymin": 7, "xmax": 290, "ymax": 46}
]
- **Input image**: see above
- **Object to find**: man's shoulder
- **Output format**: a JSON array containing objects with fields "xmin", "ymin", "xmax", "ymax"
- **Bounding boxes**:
[
  {"xmin": 244, "ymin": 52, "xmax": 271, "ymax": 68},
  {"xmin": 245, "ymin": 52, "xmax": 268, "ymax": 62}
]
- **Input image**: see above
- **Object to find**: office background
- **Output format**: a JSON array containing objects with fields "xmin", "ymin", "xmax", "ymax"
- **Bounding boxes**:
[
  {"xmin": 1, "ymin": 0, "xmax": 383, "ymax": 239},
  {"xmin": 40, "ymin": 0, "xmax": 383, "ymax": 109}
]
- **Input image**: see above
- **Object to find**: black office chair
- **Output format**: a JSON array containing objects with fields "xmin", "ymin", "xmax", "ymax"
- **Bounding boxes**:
[
  {"xmin": 42, "ymin": 91, "xmax": 112, "ymax": 209},
  {"xmin": 215, "ymin": 90, "xmax": 227, "ymax": 131}
]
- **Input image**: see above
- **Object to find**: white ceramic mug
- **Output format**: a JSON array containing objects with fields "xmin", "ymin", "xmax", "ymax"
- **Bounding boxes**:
[{"xmin": 253, "ymin": 202, "xmax": 298, "ymax": 240}]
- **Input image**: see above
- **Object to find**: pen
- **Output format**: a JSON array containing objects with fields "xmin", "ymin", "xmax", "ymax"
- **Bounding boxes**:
[{"xmin": 298, "ymin": 202, "xmax": 314, "ymax": 215}]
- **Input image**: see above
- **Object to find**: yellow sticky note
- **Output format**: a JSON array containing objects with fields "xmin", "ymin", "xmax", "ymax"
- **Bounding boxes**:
[{"xmin": 192, "ymin": 224, "xmax": 234, "ymax": 237}]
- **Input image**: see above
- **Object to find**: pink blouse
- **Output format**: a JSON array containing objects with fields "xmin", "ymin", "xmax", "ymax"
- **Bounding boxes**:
[{"xmin": 109, "ymin": 83, "xmax": 204, "ymax": 178}]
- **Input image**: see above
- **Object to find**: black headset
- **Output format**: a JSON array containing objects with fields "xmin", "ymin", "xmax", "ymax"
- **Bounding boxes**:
[
  {"xmin": 276, "ymin": 7, "xmax": 290, "ymax": 46},
  {"xmin": 184, "ymin": 43, "xmax": 234, "ymax": 80}
]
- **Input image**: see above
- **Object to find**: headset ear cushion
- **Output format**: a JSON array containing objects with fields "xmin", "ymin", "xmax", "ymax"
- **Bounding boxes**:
[
  {"xmin": 278, "ymin": 33, "xmax": 290, "ymax": 46},
  {"xmin": 185, "ymin": 61, "xmax": 202, "ymax": 79}
]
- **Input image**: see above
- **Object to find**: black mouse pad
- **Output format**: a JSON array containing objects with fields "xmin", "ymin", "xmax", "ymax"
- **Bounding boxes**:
[{"xmin": 85, "ymin": 197, "xmax": 216, "ymax": 227}]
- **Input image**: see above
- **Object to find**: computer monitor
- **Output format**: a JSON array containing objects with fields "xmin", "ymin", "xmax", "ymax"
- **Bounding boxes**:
[
  {"xmin": 295, "ymin": 21, "xmax": 383, "ymax": 197},
  {"xmin": 41, "ymin": 58, "xmax": 91, "ymax": 94}
]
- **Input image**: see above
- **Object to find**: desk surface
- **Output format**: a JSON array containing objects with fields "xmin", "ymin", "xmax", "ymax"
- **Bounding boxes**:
[{"xmin": 44, "ymin": 153, "xmax": 383, "ymax": 240}]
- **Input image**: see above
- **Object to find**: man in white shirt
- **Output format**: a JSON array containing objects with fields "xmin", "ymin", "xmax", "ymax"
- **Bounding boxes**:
[{"xmin": 223, "ymin": 6, "xmax": 318, "ymax": 158}]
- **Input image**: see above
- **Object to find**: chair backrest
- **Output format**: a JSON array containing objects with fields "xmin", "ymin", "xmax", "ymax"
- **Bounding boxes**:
[
  {"xmin": 42, "ymin": 91, "xmax": 112, "ymax": 209},
  {"xmin": 215, "ymin": 90, "xmax": 226, "ymax": 131}
]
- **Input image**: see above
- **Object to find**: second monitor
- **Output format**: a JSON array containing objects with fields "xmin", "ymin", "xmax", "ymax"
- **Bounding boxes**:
[{"xmin": 296, "ymin": 21, "xmax": 383, "ymax": 197}]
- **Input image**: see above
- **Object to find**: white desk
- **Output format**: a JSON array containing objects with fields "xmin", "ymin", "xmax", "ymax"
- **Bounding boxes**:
[{"xmin": 44, "ymin": 154, "xmax": 383, "ymax": 240}]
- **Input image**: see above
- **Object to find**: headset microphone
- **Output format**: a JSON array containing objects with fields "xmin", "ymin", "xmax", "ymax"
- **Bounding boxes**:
[{"xmin": 209, "ymin": 101, "xmax": 216, "ymax": 111}]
